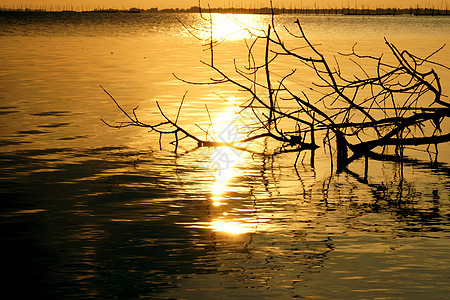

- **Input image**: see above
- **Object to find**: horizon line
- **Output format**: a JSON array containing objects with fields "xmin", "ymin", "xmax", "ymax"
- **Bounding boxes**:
[
  {"xmin": 1, "ymin": 5, "xmax": 449, "ymax": 15},
  {"xmin": 1, "ymin": 3, "xmax": 449, "ymax": 12}
]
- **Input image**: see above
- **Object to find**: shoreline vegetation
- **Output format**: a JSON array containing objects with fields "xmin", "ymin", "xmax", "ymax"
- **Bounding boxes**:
[{"xmin": 0, "ymin": 6, "xmax": 449, "ymax": 16}]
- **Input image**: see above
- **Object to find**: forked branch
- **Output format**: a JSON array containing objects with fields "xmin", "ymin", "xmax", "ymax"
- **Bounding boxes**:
[{"xmin": 102, "ymin": 6, "xmax": 449, "ymax": 173}]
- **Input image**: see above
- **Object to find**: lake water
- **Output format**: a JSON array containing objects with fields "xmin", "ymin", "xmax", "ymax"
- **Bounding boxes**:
[{"xmin": 1, "ymin": 11, "xmax": 450, "ymax": 299}]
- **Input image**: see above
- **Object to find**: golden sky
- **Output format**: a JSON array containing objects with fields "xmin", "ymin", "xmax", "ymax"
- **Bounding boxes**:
[{"xmin": 2, "ymin": 0, "xmax": 448, "ymax": 10}]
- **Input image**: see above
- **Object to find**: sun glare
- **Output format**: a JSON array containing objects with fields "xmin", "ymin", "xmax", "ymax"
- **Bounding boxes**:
[
  {"xmin": 201, "ymin": 106, "xmax": 246, "ymax": 208},
  {"xmin": 212, "ymin": 105, "xmax": 247, "ymax": 143},
  {"xmin": 210, "ymin": 220, "xmax": 254, "ymax": 234},
  {"xmin": 195, "ymin": 13, "xmax": 265, "ymax": 41},
  {"xmin": 186, "ymin": 106, "xmax": 258, "ymax": 234}
]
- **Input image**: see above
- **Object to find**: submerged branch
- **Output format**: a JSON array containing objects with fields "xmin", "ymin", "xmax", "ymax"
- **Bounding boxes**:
[{"xmin": 102, "ymin": 7, "xmax": 449, "ymax": 175}]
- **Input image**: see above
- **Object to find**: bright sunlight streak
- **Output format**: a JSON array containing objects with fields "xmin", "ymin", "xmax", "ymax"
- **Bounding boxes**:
[
  {"xmin": 210, "ymin": 103, "xmax": 250, "ymax": 206},
  {"xmin": 210, "ymin": 220, "xmax": 254, "ymax": 234},
  {"xmin": 208, "ymin": 104, "xmax": 249, "ymax": 205},
  {"xmin": 195, "ymin": 13, "xmax": 265, "ymax": 41},
  {"xmin": 193, "ymin": 106, "xmax": 258, "ymax": 234},
  {"xmin": 213, "ymin": 103, "xmax": 246, "ymax": 143},
  {"xmin": 210, "ymin": 147, "xmax": 239, "ymax": 197}
]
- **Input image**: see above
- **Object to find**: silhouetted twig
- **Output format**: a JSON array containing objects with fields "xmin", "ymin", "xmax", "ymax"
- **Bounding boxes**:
[{"xmin": 102, "ymin": 3, "xmax": 449, "ymax": 175}]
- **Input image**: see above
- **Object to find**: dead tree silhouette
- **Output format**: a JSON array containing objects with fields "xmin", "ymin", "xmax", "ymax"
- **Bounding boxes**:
[{"xmin": 102, "ymin": 6, "xmax": 450, "ymax": 175}]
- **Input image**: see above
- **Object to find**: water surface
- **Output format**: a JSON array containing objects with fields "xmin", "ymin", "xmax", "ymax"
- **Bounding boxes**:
[{"xmin": 1, "ymin": 12, "xmax": 449, "ymax": 299}]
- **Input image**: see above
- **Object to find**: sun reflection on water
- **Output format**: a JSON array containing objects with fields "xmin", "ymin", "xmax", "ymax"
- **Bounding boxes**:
[
  {"xmin": 176, "ymin": 101, "xmax": 266, "ymax": 235},
  {"xmin": 210, "ymin": 147, "xmax": 240, "ymax": 197},
  {"xmin": 209, "ymin": 220, "xmax": 254, "ymax": 234},
  {"xmin": 193, "ymin": 13, "xmax": 266, "ymax": 41},
  {"xmin": 212, "ymin": 104, "xmax": 246, "ymax": 143},
  {"xmin": 201, "ymin": 106, "xmax": 257, "ymax": 234},
  {"xmin": 208, "ymin": 104, "xmax": 249, "ymax": 207}
]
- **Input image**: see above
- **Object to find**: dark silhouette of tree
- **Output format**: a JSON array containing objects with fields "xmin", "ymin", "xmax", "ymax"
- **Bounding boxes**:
[{"xmin": 102, "ymin": 3, "xmax": 449, "ymax": 176}]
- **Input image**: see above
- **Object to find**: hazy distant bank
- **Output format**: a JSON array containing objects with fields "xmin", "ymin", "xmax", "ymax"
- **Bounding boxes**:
[{"xmin": 0, "ymin": 6, "xmax": 449, "ymax": 16}]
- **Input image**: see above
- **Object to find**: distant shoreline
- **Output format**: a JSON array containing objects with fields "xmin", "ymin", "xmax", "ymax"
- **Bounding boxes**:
[{"xmin": 0, "ymin": 6, "xmax": 449, "ymax": 16}]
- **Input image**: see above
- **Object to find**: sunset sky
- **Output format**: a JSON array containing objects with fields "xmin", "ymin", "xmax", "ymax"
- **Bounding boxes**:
[{"xmin": 2, "ymin": 0, "xmax": 449, "ymax": 10}]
